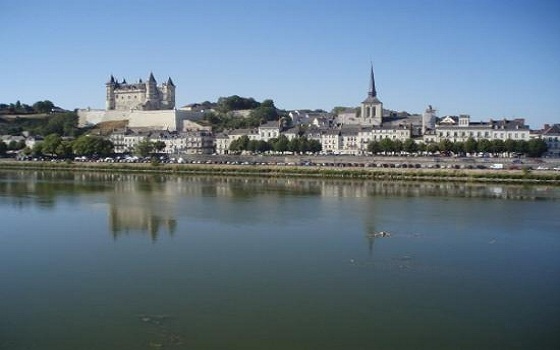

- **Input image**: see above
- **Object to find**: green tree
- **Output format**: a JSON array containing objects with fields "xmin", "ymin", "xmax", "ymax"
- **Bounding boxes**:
[
  {"xmin": 393, "ymin": 140, "xmax": 404, "ymax": 153},
  {"xmin": 7, "ymin": 140, "xmax": 18, "ymax": 150},
  {"xmin": 32, "ymin": 100, "xmax": 55, "ymax": 114},
  {"xmin": 438, "ymin": 139, "xmax": 453, "ymax": 154},
  {"xmin": 0, "ymin": 141, "xmax": 7, "ymax": 156},
  {"xmin": 249, "ymin": 106, "xmax": 278, "ymax": 123},
  {"xmin": 477, "ymin": 139, "xmax": 492, "ymax": 153},
  {"xmin": 526, "ymin": 139, "xmax": 548, "ymax": 157},
  {"xmin": 55, "ymin": 140, "xmax": 73, "ymax": 158},
  {"xmin": 39, "ymin": 112, "xmax": 79, "ymax": 136},
  {"xmin": 229, "ymin": 135, "xmax": 250, "ymax": 152},
  {"xmin": 514, "ymin": 140, "xmax": 529, "ymax": 154},
  {"xmin": 464, "ymin": 137, "xmax": 478, "ymax": 154},
  {"xmin": 504, "ymin": 139, "xmax": 517, "ymax": 154},
  {"xmin": 260, "ymin": 99, "xmax": 275, "ymax": 108},
  {"xmin": 308, "ymin": 139, "xmax": 322, "ymax": 153},
  {"xmin": 271, "ymin": 135, "xmax": 289, "ymax": 152},
  {"xmin": 41, "ymin": 133, "xmax": 62, "ymax": 156},
  {"xmin": 254, "ymin": 140, "xmax": 270, "ymax": 153},
  {"xmin": 367, "ymin": 141, "xmax": 380, "ymax": 154},
  {"xmin": 153, "ymin": 141, "xmax": 166, "ymax": 154},
  {"xmin": 216, "ymin": 95, "xmax": 259, "ymax": 113},
  {"xmin": 452, "ymin": 142, "xmax": 465, "ymax": 155},
  {"xmin": 31, "ymin": 142, "xmax": 43, "ymax": 156},
  {"xmin": 73, "ymin": 135, "xmax": 113, "ymax": 157},
  {"xmin": 426, "ymin": 142, "xmax": 439, "ymax": 153},
  {"xmin": 288, "ymin": 137, "xmax": 301, "ymax": 153},
  {"xmin": 134, "ymin": 139, "xmax": 154, "ymax": 157},
  {"xmin": 490, "ymin": 139, "xmax": 505, "ymax": 155},
  {"xmin": 379, "ymin": 138, "xmax": 395, "ymax": 153},
  {"xmin": 403, "ymin": 139, "xmax": 418, "ymax": 153}
]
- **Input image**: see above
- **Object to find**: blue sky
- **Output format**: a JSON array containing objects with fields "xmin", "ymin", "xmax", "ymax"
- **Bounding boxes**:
[{"xmin": 1, "ymin": 0, "xmax": 559, "ymax": 127}]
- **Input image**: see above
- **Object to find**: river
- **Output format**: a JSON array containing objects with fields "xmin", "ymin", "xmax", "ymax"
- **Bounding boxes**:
[{"xmin": 1, "ymin": 170, "xmax": 559, "ymax": 349}]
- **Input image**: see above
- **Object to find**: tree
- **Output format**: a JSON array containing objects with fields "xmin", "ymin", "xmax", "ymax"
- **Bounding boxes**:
[
  {"xmin": 426, "ymin": 143, "xmax": 439, "ymax": 153},
  {"xmin": 41, "ymin": 133, "xmax": 62, "ymax": 157},
  {"xmin": 271, "ymin": 135, "xmax": 289, "ymax": 153},
  {"xmin": 438, "ymin": 139, "xmax": 453, "ymax": 154},
  {"xmin": 254, "ymin": 140, "xmax": 270, "ymax": 153},
  {"xmin": 393, "ymin": 140, "xmax": 404, "ymax": 153},
  {"xmin": 249, "ymin": 106, "xmax": 278, "ymax": 123},
  {"xmin": 452, "ymin": 142, "xmax": 465, "ymax": 155},
  {"xmin": 0, "ymin": 141, "xmax": 7, "ymax": 156},
  {"xmin": 229, "ymin": 135, "xmax": 250, "ymax": 152},
  {"xmin": 32, "ymin": 100, "xmax": 55, "ymax": 114},
  {"xmin": 477, "ymin": 139, "xmax": 492, "ymax": 153},
  {"xmin": 31, "ymin": 142, "xmax": 43, "ymax": 156},
  {"xmin": 504, "ymin": 139, "xmax": 517, "ymax": 154},
  {"xmin": 216, "ymin": 95, "xmax": 259, "ymax": 113},
  {"xmin": 153, "ymin": 141, "xmax": 166, "ymax": 154},
  {"xmin": 490, "ymin": 139, "xmax": 505, "ymax": 155},
  {"xmin": 55, "ymin": 141, "xmax": 73, "ymax": 158},
  {"xmin": 38, "ymin": 112, "xmax": 79, "ymax": 136},
  {"xmin": 308, "ymin": 139, "xmax": 322, "ymax": 153},
  {"xmin": 526, "ymin": 139, "xmax": 548, "ymax": 157},
  {"xmin": 464, "ymin": 137, "xmax": 478, "ymax": 154},
  {"xmin": 403, "ymin": 139, "xmax": 418, "ymax": 153},
  {"xmin": 7, "ymin": 140, "xmax": 19, "ymax": 150},
  {"xmin": 379, "ymin": 138, "xmax": 395, "ymax": 153},
  {"xmin": 367, "ymin": 141, "xmax": 380, "ymax": 154},
  {"xmin": 73, "ymin": 135, "xmax": 113, "ymax": 157},
  {"xmin": 288, "ymin": 137, "xmax": 301, "ymax": 153},
  {"xmin": 260, "ymin": 99, "xmax": 275, "ymax": 108},
  {"xmin": 514, "ymin": 140, "xmax": 529, "ymax": 154},
  {"xmin": 134, "ymin": 139, "xmax": 154, "ymax": 157}
]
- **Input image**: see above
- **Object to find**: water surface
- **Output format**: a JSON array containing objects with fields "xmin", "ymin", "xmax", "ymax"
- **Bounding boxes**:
[{"xmin": 1, "ymin": 171, "xmax": 559, "ymax": 349}]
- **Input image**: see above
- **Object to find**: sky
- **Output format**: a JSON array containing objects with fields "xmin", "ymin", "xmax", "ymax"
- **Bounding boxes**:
[{"xmin": 1, "ymin": 0, "xmax": 559, "ymax": 128}]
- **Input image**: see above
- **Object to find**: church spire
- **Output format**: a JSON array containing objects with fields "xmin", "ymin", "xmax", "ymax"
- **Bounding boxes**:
[{"xmin": 368, "ymin": 63, "xmax": 377, "ymax": 97}]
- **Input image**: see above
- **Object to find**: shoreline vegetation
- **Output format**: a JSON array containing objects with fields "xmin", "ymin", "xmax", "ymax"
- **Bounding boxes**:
[{"xmin": 2, "ymin": 160, "xmax": 559, "ymax": 185}]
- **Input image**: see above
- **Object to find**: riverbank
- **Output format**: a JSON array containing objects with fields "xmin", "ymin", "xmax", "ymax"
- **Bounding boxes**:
[{"xmin": 2, "ymin": 160, "xmax": 559, "ymax": 185}]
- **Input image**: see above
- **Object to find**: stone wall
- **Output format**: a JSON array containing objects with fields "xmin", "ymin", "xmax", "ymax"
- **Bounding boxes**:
[{"xmin": 77, "ymin": 109, "xmax": 205, "ymax": 131}]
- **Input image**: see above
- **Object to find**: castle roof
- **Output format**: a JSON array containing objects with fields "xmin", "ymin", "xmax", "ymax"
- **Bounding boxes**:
[
  {"xmin": 167, "ymin": 77, "xmax": 175, "ymax": 86},
  {"xmin": 148, "ymin": 72, "xmax": 156, "ymax": 83},
  {"xmin": 107, "ymin": 75, "xmax": 116, "ymax": 84}
]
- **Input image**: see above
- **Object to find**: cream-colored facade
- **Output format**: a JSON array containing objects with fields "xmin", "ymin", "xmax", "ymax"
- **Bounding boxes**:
[
  {"xmin": 432, "ymin": 116, "xmax": 530, "ymax": 143},
  {"xmin": 109, "ymin": 129, "xmax": 214, "ymax": 155},
  {"xmin": 106, "ymin": 73, "xmax": 175, "ymax": 111}
]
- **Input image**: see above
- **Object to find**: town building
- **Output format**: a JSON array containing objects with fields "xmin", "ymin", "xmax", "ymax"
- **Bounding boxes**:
[
  {"xmin": 540, "ymin": 124, "xmax": 560, "ymax": 157},
  {"xmin": 432, "ymin": 116, "xmax": 530, "ymax": 143},
  {"xmin": 109, "ymin": 128, "xmax": 214, "ymax": 155}
]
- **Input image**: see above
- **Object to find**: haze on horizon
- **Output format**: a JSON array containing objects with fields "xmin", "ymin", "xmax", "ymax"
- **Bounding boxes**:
[{"xmin": 1, "ymin": 0, "xmax": 559, "ymax": 127}]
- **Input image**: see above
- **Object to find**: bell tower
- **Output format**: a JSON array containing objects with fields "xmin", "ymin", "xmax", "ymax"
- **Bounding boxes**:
[{"xmin": 360, "ymin": 64, "xmax": 383, "ymax": 126}]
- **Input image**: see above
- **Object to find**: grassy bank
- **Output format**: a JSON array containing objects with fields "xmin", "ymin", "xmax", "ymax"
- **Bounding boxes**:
[{"xmin": 2, "ymin": 160, "xmax": 560, "ymax": 185}]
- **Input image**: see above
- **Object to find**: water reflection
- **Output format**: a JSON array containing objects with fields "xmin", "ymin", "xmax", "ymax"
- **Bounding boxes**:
[{"xmin": 1, "ymin": 170, "xmax": 559, "ymax": 241}]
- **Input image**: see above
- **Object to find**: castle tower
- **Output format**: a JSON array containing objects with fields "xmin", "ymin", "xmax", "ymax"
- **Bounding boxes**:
[
  {"xmin": 360, "ymin": 64, "xmax": 383, "ymax": 126},
  {"xmin": 106, "ymin": 75, "xmax": 116, "ymax": 110},
  {"xmin": 145, "ymin": 72, "xmax": 159, "ymax": 110},
  {"xmin": 422, "ymin": 105, "xmax": 437, "ymax": 133},
  {"xmin": 161, "ymin": 77, "xmax": 176, "ymax": 109}
]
